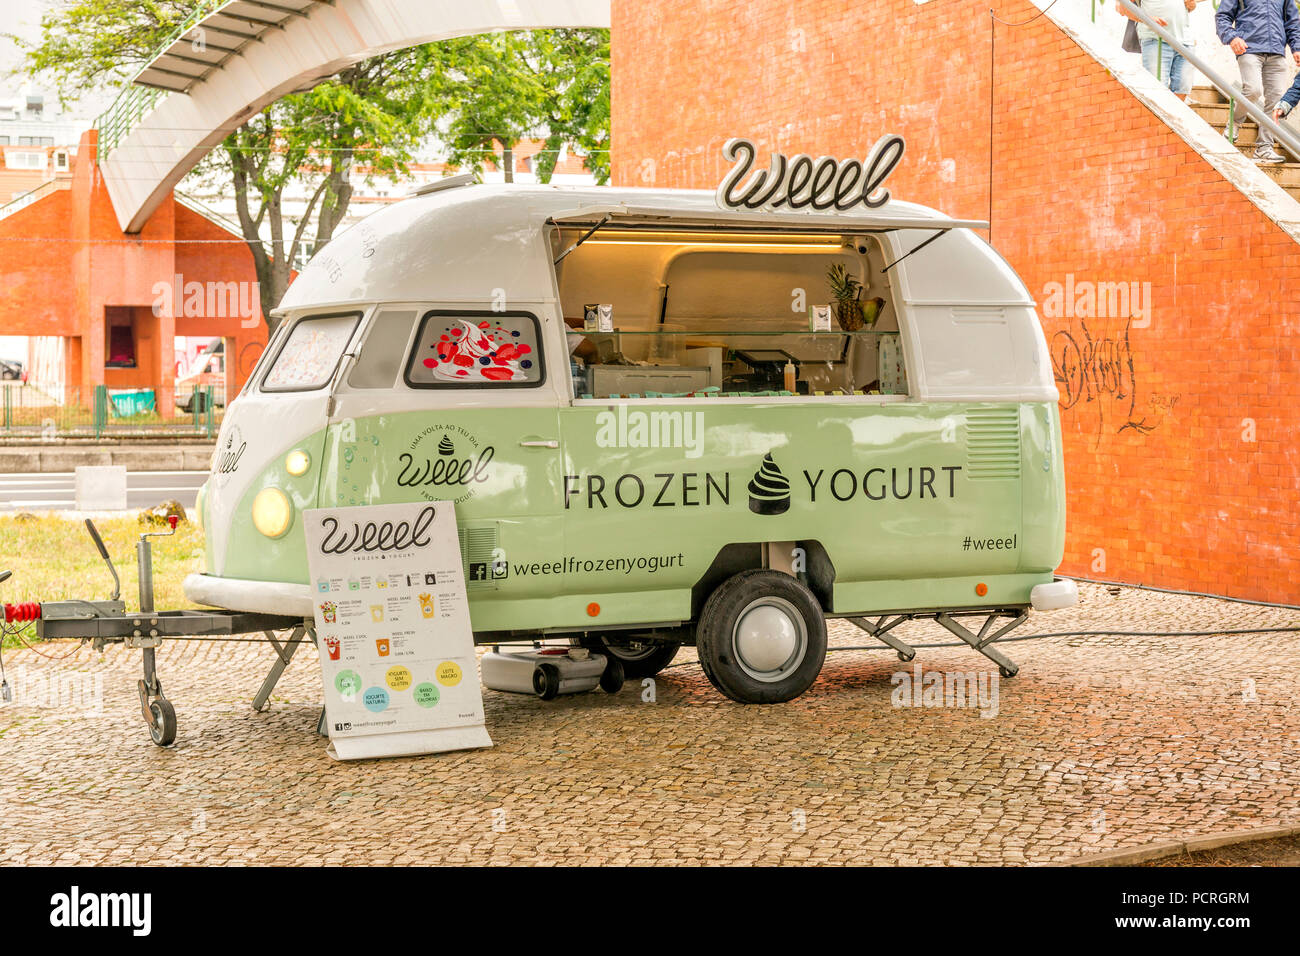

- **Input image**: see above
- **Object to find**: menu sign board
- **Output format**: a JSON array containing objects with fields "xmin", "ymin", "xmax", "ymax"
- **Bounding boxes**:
[{"xmin": 303, "ymin": 501, "xmax": 491, "ymax": 760}]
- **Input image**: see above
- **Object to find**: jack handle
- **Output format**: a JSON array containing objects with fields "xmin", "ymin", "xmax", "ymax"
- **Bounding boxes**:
[
  {"xmin": 83, "ymin": 518, "xmax": 121, "ymax": 602},
  {"xmin": 141, "ymin": 514, "xmax": 180, "ymax": 542}
]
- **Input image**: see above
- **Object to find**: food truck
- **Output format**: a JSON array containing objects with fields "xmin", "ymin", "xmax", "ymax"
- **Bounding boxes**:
[{"xmin": 180, "ymin": 148, "xmax": 1077, "ymax": 708}]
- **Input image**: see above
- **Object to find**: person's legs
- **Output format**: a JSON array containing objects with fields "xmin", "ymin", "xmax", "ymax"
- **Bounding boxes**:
[
  {"xmin": 1259, "ymin": 53, "xmax": 1290, "ymax": 150},
  {"xmin": 1237, "ymin": 53, "xmax": 1274, "ymax": 154},
  {"xmin": 1169, "ymin": 51, "xmax": 1192, "ymax": 100},
  {"xmin": 1141, "ymin": 37, "xmax": 1166, "ymax": 84},
  {"xmin": 1237, "ymin": 51, "xmax": 1265, "ymax": 109}
]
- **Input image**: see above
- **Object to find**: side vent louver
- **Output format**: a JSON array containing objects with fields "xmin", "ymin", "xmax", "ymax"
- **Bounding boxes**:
[
  {"xmin": 458, "ymin": 524, "xmax": 502, "ymax": 589},
  {"xmin": 966, "ymin": 408, "xmax": 1021, "ymax": 480}
]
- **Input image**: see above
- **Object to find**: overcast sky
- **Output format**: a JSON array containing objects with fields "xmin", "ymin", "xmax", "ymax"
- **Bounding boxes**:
[
  {"xmin": 2, "ymin": 0, "xmax": 113, "ymax": 118},
  {"xmin": 1, "ymin": 0, "xmax": 46, "ymax": 77}
]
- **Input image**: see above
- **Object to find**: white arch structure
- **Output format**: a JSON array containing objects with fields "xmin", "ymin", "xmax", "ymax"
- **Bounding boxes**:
[{"xmin": 97, "ymin": 0, "xmax": 610, "ymax": 233}]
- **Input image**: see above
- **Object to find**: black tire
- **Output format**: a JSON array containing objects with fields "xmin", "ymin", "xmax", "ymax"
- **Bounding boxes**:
[
  {"xmin": 599, "ymin": 656, "xmax": 625, "ymax": 694},
  {"xmin": 577, "ymin": 634, "xmax": 680, "ymax": 679},
  {"xmin": 148, "ymin": 698, "xmax": 177, "ymax": 746},
  {"xmin": 532, "ymin": 663, "xmax": 561, "ymax": 700},
  {"xmin": 696, "ymin": 569, "xmax": 827, "ymax": 704}
]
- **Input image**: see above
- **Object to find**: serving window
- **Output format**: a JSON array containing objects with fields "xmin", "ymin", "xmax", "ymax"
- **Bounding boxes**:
[
  {"xmin": 404, "ymin": 310, "xmax": 544, "ymax": 389},
  {"xmin": 551, "ymin": 227, "xmax": 907, "ymax": 400}
]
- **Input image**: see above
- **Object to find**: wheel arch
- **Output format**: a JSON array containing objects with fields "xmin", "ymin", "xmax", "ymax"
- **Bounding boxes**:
[{"xmin": 689, "ymin": 539, "xmax": 836, "ymax": 621}]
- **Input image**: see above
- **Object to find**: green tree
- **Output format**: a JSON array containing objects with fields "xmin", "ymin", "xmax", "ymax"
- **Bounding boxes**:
[{"xmin": 431, "ymin": 29, "xmax": 610, "ymax": 185}]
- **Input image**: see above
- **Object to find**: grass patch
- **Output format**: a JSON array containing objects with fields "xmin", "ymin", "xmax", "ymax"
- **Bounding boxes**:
[{"xmin": 0, "ymin": 515, "xmax": 203, "ymax": 647}]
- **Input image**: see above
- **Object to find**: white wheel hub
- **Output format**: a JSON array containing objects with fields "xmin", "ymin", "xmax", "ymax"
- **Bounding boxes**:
[{"xmin": 733, "ymin": 598, "xmax": 807, "ymax": 681}]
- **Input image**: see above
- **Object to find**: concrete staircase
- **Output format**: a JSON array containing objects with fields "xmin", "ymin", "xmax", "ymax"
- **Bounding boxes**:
[{"xmin": 1190, "ymin": 85, "xmax": 1300, "ymax": 198}]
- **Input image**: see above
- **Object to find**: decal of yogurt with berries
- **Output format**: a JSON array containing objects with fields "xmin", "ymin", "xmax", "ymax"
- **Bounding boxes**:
[{"xmin": 422, "ymin": 318, "xmax": 534, "ymax": 382}]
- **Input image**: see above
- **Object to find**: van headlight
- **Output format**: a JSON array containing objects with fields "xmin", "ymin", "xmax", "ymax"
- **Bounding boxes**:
[
  {"xmin": 251, "ymin": 487, "xmax": 293, "ymax": 538},
  {"xmin": 285, "ymin": 449, "xmax": 311, "ymax": 476}
]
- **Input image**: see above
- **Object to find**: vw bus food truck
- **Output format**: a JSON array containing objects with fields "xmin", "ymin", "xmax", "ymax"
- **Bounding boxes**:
[{"xmin": 185, "ymin": 143, "xmax": 1076, "ymax": 705}]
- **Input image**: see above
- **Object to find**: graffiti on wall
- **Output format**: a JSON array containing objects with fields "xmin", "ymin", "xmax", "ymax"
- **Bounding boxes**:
[
  {"xmin": 1050, "ymin": 318, "xmax": 1177, "ymax": 445},
  {"xmin": 1042, "ymin": 275, "xmax": 1177, "ymax": 445}
]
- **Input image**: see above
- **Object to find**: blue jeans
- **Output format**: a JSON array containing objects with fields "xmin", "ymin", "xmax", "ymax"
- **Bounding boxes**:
[{"xmin": 1141, "ymin": 37, "xmax": 1192, "ymax": 95}]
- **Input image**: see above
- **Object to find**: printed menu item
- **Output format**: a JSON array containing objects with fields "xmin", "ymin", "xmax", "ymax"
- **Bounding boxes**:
[{"xmin": 304, "ymin": 501, "xmax": 492, "ymax": 760}]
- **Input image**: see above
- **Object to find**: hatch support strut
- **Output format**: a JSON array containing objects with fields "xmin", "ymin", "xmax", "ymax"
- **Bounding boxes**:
[
  {"xmin": 552, "ymin": 214, "xmax": 611, "ymax": 264},
  {"xmin": 880, "ymin": 228, "xmax": 949, "ymax": 273}
]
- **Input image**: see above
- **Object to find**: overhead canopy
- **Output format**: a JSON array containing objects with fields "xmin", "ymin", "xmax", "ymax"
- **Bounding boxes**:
[
  {"xmin": 545, "ymin": 194, "xmax": 989, "ymax": 235},
  {"xmin": 134, "ymin": 0, "xmax": 324, "ymax": 94}
]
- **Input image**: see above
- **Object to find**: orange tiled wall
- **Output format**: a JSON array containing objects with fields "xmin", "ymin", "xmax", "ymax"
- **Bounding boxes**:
[{"xmin": 611, "ymin": 0, "xmax": 1300, "ymax": 602}]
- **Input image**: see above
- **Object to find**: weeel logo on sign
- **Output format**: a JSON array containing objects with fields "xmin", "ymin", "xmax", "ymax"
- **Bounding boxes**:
[{"xmin": 715, "ymin": 135, "xmax": 906, "ymax": 212}]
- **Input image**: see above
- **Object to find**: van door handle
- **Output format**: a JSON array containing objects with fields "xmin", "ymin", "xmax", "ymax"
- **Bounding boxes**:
[{"xmin": 519, "ymin": 439, "xmax": 559, "ymax": 448}]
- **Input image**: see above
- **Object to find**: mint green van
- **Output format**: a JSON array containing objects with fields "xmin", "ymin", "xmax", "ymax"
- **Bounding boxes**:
[{"xmin": 186, "ymin": 180, "xmax": 1076, "ymax": 703}]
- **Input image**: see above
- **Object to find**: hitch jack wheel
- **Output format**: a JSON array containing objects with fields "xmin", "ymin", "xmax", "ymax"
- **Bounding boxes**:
[
  {"xmin": 148, "ymin": 698, "xmax": 177, "ymax": 746},
  {"xmin": 138, "ymin": 646, "xmax": 176, "ymax": 747}
]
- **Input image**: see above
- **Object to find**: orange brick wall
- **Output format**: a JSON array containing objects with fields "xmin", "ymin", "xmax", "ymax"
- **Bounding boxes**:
[
  {"xmin": 611, "ymin": 0, "xmax": 1300, "ymax": 603},
  {"xmin": 0, "ymin": 130, "xmax": 267, "ymax": 400},
  {"xmin": 173, "ymin": 203, "xmax": 268, "ymax": 390},
  {"xmin": 0, "ymin": 189, "xmax": 76, "ymax": 336}
]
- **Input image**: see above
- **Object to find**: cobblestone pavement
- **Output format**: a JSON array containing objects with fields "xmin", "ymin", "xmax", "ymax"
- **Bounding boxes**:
[{"xmin": 2, "ymin": 583, "xmax": 1298, "ymax": 865}]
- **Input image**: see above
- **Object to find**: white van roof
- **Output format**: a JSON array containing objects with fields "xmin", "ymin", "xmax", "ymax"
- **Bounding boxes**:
[{"xmin": 276, "ymin": 183, "xmax": 1022, "ymax": 315}]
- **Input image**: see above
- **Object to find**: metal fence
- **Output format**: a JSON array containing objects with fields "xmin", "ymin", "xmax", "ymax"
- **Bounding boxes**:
[{"xmin": 0, "ymin": 383, "xmax": 225, "ymax": 438}]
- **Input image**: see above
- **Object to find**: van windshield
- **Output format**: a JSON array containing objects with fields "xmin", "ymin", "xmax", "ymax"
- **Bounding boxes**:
[{"xmin": 262, "ymin": 312, "xmax": 360, "ymax": 392}]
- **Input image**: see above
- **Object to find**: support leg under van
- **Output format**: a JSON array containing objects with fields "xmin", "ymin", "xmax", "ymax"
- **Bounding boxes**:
[
  {"xmin": 845, "ymin": 615, "xmax": 917, "ymax": 662},
  {"xmin": 935, "ymin": 610, "xmax": 1027, "ymax": 679}
]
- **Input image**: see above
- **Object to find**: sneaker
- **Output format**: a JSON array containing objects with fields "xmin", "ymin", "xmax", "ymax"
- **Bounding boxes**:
[{"xmin": 1254, "ymin": 146, "xmax": 1286, "ymax": 164}]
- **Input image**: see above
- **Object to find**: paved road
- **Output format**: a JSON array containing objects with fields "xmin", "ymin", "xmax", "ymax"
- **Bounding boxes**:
[
  {"xmin": 0, "ymin": 471, "xmax": 206, "ymax": 511},
  {"xmin": 2, "ymin": 582, "xmax": 1298, "ymax": 865}
]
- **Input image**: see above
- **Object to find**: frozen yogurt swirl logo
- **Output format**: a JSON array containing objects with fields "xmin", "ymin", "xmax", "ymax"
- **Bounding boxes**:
[
  {"xmin": 748, "ymin": 452, "xmax": 791, "ymax": 515},
  {"xmin": 437, "ymin": 435, "xmax": 455, "ymax": 456}
]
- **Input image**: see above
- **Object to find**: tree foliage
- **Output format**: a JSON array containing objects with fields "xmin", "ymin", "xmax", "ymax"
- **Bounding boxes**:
[{"xmin": 429, "ymin": 29, "xmax": 610, "ymax": 185}]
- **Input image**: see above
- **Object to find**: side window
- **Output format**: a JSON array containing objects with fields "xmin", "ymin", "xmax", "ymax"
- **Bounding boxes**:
[
  {"xmin": 348, "ymin": 309, "xmax": 417, "ymax": 389},
  {"xmin": 404, "ymin": 311, "xmax": 544, "ymax": 388},
  {"xmin": 262, "ymin": 312, "xmax": 361, "ymax": 392}
]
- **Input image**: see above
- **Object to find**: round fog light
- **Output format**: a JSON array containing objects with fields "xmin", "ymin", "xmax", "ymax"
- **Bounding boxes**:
[
  {"xmin": 285, "ymin": 449, "xmax": 310, "ymax": 476},
  {"xmin": 252, "ymin": 487, "xmax": 292, "ymax": 538}
]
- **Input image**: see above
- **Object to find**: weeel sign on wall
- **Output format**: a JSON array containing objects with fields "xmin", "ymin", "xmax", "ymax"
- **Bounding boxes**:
[{"xmin": 304, "ymin": 502, "xmax": 491, "ymax": 760}]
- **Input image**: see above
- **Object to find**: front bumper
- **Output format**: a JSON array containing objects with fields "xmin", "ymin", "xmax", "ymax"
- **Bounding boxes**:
[
  {"xmin": 184, "ymin": 573, "xmax": 313, "ymax": 617},
  {"xmin": 1030, "ymin": 577, "xmax": 1078, "ymax": 611}
]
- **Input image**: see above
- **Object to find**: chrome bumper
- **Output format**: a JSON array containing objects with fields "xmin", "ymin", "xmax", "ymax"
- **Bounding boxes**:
[{"xmin": 183, "ymin": 573, "xmax": 313, "ymax": 617}]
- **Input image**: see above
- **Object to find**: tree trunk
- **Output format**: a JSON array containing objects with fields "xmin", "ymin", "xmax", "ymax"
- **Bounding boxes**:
[{"xmin": 502, "ymin": 140, "xmax": 514, "ymax": 183}]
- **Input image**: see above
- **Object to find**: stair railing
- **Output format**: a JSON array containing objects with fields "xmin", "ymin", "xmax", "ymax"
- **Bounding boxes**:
[{"xmin": 1116, "ymin": 0, "xmax": 1300, "ymax": 158}]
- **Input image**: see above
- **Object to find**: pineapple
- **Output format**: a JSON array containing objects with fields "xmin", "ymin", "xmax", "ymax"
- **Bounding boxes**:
[{"xmin": 826, "ymin": 263, "xmax": 864, "ymax": 331}]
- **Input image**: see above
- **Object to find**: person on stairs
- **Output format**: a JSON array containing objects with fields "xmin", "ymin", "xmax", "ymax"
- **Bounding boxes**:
[
  {"xmin": 1273, "ymin": 70, "xmax": 1300, "ymax": 123},
  {"xmin": 1217, "ymin": 0, "xmax": 1300, "ymax": 164},
  {"xmin": 1118, "ymin": 0, "xmax": 1202, "ymax": 102}
]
